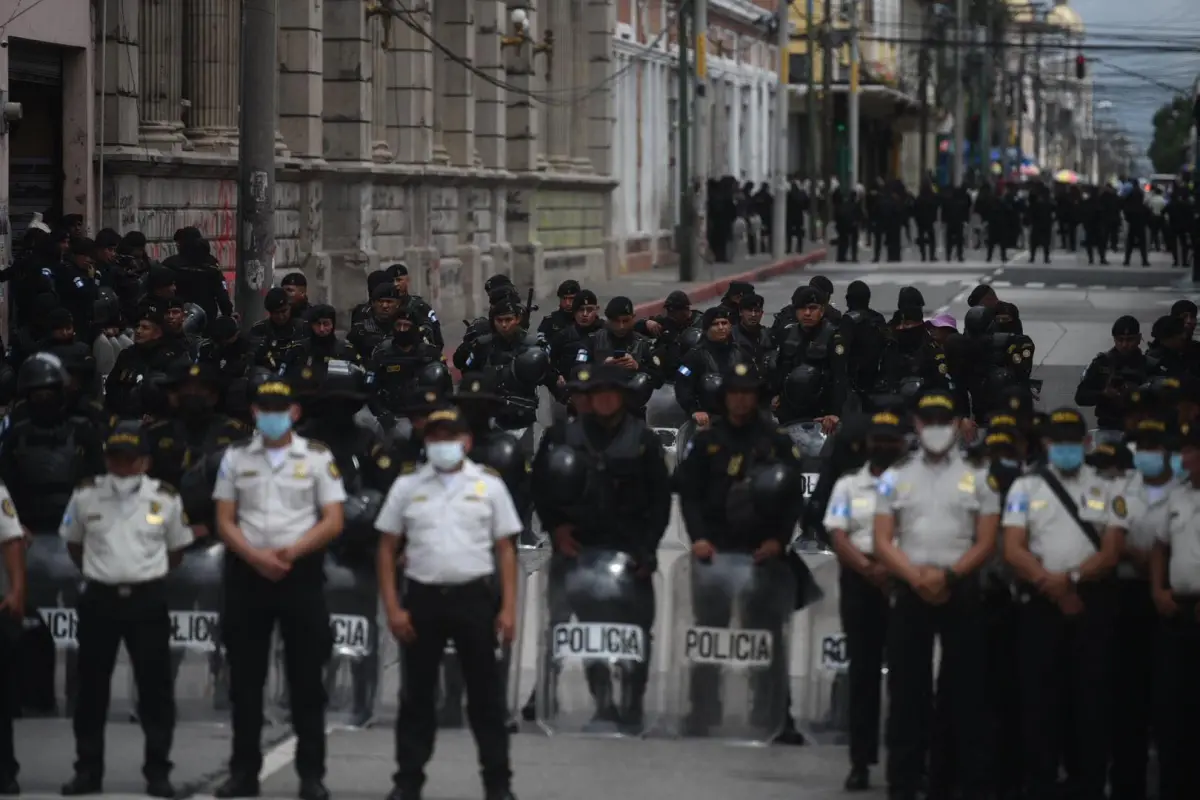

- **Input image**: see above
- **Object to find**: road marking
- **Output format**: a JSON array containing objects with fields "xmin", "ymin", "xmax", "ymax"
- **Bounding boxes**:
[
  {"xmin": 1059, "ymin": 283, "xmax": 1077, "ymax": 289},
  {"xmin": 1026, "ymin": 282, "xmax": 1045, "ymax": 289},
  {"xmin": 992, "ymin": 281, "xmax": 1012, "ymax": 288}
]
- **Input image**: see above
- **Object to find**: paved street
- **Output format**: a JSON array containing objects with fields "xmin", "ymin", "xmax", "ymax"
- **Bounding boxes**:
[{"xmin": 12, "ymin": 248, "xmax": 1200, "ymax": 800}]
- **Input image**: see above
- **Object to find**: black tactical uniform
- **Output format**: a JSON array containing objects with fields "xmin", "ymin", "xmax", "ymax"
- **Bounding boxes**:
[
  {"xmin": 388, "ymin": 263, "xmax": 443, "ymax": 350},
  {"xmin": 771, "ymin": 287, "xmax": 850, "ymax": 423},
  {"xmin": 535, "ymin": 280, "xmax": 581, "ymax": 346},
  {"xmin": 547, "ymin": 290, "xmax": 603, "ymax": 390},
  {"xmin": 1025, "ymin": 185, "xmax": 1055, "ymax": 264},
  {"xmin": 105, "ymin": 305, "xmax": 190, "ymax": 418},
  {"xmin": 452, "ymin": 300, "xmax": 547, "ymax": 431},
  {"xmin": 1074, "ymin": 315, "xmax": 1147, "ymax": 431},
  {"xmin": 731, "ymin": 293, "xmax": 774, "ymax": 369},
  {"xmin": 1080, "ymin": 190, "xmax": 1110, "ymax": 265},
  {"xmin": 249, "ymin": 287, "xmax": 307, "ymax": 370},
  {"xmin": 196, "ymin": 316, "xmax": 256, "ymax": 395},
  {"xmin": 942, "ymin": 186, "xmax": 970, "ymax": 261},
  {"xmin": 55, "ymin": 238, "xmax": 102, "ymax": 343},
  {"xmin": 366, "ymin": 309, "xmax": 447, "ymax": 418},
  {"xmin": 531, "ymin": 364, "xmax": 672, "ymax": 731},
  {"xmin": 676, "ymin": 362, "xmax": 803, "ymax": 733},
  {"xmin": 282, "ymin": 305, "xmax": 361, "ymax": 378},
  {"xmin": 1145, "ymin": 315, "xmax": 1196, "ymax": 379},
  {"xmin": 675, "ymin": 307, "xmax": 747, "ymax": 421},
  {"xmin": 169, "ymin": 237, "xmax": 233, "ymax": 329},
  {"xmin": 838, "ymin": 281, "xmax": 890, "ymax": 403},
  {"xmin": 348, "ymin": 284, "xmax": 400, "ymax": 358},
  {"xmin": 350, "ymin": 271, "xmax": 393, "ymax": 328},
  {"xmin": 575, "ymin": 296, "xmax": 664, "ymax": 406},
  {"xmin": 145, "ymin": 362, "xmax": 250, "ymax": 492},
  {"xmin": 634, "ymin": 290, "xmax": 703, "ymax": 382},
  {"xmin": 913, "ymin": 184, "xmax": 940, "ymax": 262},
  {"xmin": 875, "ymin": 308, "xmax": 952, "ymax": 397}
]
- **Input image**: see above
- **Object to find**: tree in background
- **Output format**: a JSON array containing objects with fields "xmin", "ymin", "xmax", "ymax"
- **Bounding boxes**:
[{"xmin": 1148, "ymin": 95, "xmax": 1193, "ymax": 175}]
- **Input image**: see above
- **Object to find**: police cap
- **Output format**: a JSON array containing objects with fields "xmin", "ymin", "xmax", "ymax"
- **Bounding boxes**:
[
  {"xmin": 399, "ymin": 385, "xmax": 446, "ymax": 415},
  {"xmin": 723, "ymin": 361, "xmax": 762, "ymax": 391},
  {"xmin": 701, "ymin": 306, "xmax": 733, "ymax": 330},
  {"xmin": 452, "ymin": 372, "xmax": 503, "ymax": 403},
  {"xmin": 557, "ymin": 280, "xmax": 581, "ymax": 298},
  {"xmin": 281, "ymin": 272, "xmax": 307, "ymax": 287},
  {"xmin": 371, "ymin": 283, "xmax": 399, "ymax": 301},
  {"xmin": 792, "ymin": 286, "xmax": 821, "ymax": 308},
  {"xmin": 914, "ymin": 389, "xmax": 957, "ymax": 421},
  {"xmin": 663, "ymin": 290, "xmax": 690, "ymax": 311},
  {"xmin": 264, "ymin": 287, "xmax": 289, "ymax": 312},
  {"xmin": 868, "ymin": 410, "xmax": 906, "ymax": 438},
  {"xmin": 571, "ymin": 290, "xmax": 599, "ymax": 312},
  {"xmin": 1044, "ymin": 407, "xmax": 1087, "ymax": 442},
  {"xmin": 1111, "ymin": 315, "xmax": 1140, "ymax": 337},
  {"xmin": 105, "ymin": 421, "xmax": 148, "ymax": 457},
  {"xmin": 579, "ymin": 363, "xmax": 628, "ymax": 392},
  {"xmin": 1172, "ymin": 299, "xmax": 1198, "ymax": 317},
  {"xmin": 1132, "ymin": 415, "xmax": 1174, "ymax": 449},
  {"xmin": 306, "ymin": 304, "xmax": 336, "ymax": 324},
  {"xmin": 740, "ymin": 293, "xmax": 765, "ymax": 311},
  {"xmin": 424, "ymin": 406, "xmax": 469, "ymax": 435},
  {"xmin": 254, "ymin": 379, "xmax": 295, "ymax": 411},
  {"xmin": 163, "ymin": 360, "xmax": 222, "ymax": 388},
  {"xmin": 605, "ymin": 296, "xmax": 635, "ymax": 319}
]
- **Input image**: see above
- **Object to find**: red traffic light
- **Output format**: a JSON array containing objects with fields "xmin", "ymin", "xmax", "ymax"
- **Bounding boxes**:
[{"xmin": 1075, "ymin": 54, "xmax": 1086, "ymax": 79}]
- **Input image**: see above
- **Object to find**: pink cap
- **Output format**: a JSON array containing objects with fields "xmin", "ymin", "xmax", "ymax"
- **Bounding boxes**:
[{"xmin": 925, "ymin": 313, "xmax": 957, "ymax": 329}]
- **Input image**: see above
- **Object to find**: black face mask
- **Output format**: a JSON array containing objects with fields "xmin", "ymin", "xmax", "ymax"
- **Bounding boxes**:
[
  {"xmin": 393, "ymin": 328, "xmax": 418, "ymax": 346},
  {"xmin": 179, "ymin": 394, "xmax": 212, "ymax": 418},
  {"xmin": 29, "ymin": 396, "xmax": 64, "ymax": 426},
  {"xmin": 896, "ymin": 327, "xmax": 926, "ymax": 353}
]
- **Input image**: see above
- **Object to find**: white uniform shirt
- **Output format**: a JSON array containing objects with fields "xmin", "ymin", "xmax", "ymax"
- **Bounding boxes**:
[
  {"xmin": 375, "ymin": 460, "xmax": 523, "ymax": 585},
  {"xmin": 212, "ymin": 433, "xmax": 348, "ymax": 549},
  {"xmin": 1119, "ymin": 472, "xmax": 1173, "ymax": 579},
  {"xmin": 1160, "ymin": 483, "xmax": 1200, "ymax": 594},
  {"xmin": 822, "ymin": 465, "xmax": 879, "ymax": 554},
  {"xmin": 0, "ymin": 485, "xmax": 25, "ymax": 594},
  {"xmin": 59, "ymin": 476, "xmax": 193, "ymax": 584},
  {"xmin": 1002, "ymin": 465, "xmax": 1125, "ymax": 573}
]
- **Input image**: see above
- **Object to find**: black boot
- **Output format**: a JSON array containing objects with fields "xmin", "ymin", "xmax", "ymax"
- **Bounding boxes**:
[
  {"xmin": 60, "ymin": 773, "xmax": 103, "ymax": 796},
  {"xmin": 145, "ymin": 775, "xmax": 176, "ymax": 798},
  {"xmin": 214, "ymin": 773, "xmax": 260, "ymax": 798},
  {"xmin": 298, "ymin": 777, "xmax": 330, "ymax": 800},
  {"xmin": 844, "ymin": 766, "xmax": 869, "ymax": 791}
]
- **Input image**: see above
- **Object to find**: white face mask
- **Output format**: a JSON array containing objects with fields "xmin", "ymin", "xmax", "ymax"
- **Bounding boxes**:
[
  {"xmin": 111, "ymin": 475, "xmax": 142, "ymax": 493},
  {"xmin": 426, "ymin": 440, "xmax": 466, "ymax": 471},
  {"xmin": 919, "ymin": 424, "xmax": 958, "ymax": 455}
]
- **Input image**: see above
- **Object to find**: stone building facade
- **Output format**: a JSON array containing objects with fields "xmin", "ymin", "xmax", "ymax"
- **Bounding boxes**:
[{"xmin": 95, "ymin": 0, "xmax": 618, "ymax": 323}]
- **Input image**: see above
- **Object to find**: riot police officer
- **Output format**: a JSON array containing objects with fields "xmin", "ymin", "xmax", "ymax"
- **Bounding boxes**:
[
  {"xmin": 771, "ymin": 286, "xmax": 850, "ymax": 432},
  {"xmin": 250, "ymin": 287, "xmax": 307, "ymax": 370},
  {"xmin": 531, "ymin": 364, "xmax": 672, "ymax": 731},
  {"xmin": 823, "ymin": 409, "xmax": 907, "ymax": 791},
  {"xmin": 282, "ymin": 305, "xmax": 361, "ymax": 377},
  {"xmin": 348, "ymin": 283, "xmax": 400, "ymax": 357},
  {"xmin": 876, "ymin": 306, "xmax": 951, "ymax": 398},
  {"xmin": 388, "ymin": 263, "xmax": 443, "ymax": 349},
  {"xmin": 547, "ymin": 290, "xmax": 603, "ymax": 394},
  {"xmin": 196, "ymin": 316, "xmax": 256, "ymax": 390},
  {"xmin": 731, "ymin": 293, "xmax": 773, "ymax": 368},
  {"xmin": 838, "ymin": 281, "xmax": 889, "ymax": 403},
  {"xmin": 874, "ymin": 390, "xmax": 1000, "ymax": 800},
  {"xmin": 1003, "ymin": 407, "xmax": 1126, "ymax": 800},
  {"xmin": 145, "ymin": 361, "xmax": 250, "ymax": 497},
  {"xmin": 675, "ymin": 306, "xmax": 746, "ymax": 427},
  {"xmin": 281, "ymin": 272, "xmax": 312, "ymax": 320},
  {"xmin": 1146, "ymin": 314, "xmax": 1196, "ymax": 379},
  {"xmin": 635, "ymin": 290, "xmax": 703, "ymax": 382},
  {"xmin": 170, "ymin": 235, "xmax": 233, "ymax": 327},
  {"xmin": 453, "ymin": 299, "xmax": 547, "ymax": 431},
  {"xmin": 366, "ymin": 308, "xmax": 446, "ymax": 417},
  {"xmin": 676, "ymin": 362, "xmax": 803, "ymax": 734},
  {"xmin": 535, "ymin": 280, "xmax": 580, "ymax": 346},
  {"xmin": 575, "ymin": 296, "xmax": 663, "ymax": 400},
  {"xmin": 105, "ymin": 305, "xmax": 190, "ymax": 416},
  {"xmin": 1074, "ymin": 315, "xmax": 1147, "ymax": 432}
]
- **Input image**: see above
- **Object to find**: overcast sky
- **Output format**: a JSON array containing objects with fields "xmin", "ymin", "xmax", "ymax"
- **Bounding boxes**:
[{"xmin": 1072, "ymin": 0, "xmax": 1199, "ymax": 171}]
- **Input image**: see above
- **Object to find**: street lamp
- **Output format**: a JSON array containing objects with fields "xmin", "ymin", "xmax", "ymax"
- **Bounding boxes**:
[{"xmin": 501, "ymin": 8, "xmax": 555, "ymax": 78}]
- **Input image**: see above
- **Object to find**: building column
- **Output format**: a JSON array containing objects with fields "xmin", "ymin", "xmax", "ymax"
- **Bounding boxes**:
[
  {"xmin": 182, "ymin": 0, "xmax": 240, "ymax": 150},
  {"xmin": 436, "ymin": 0, "xmax": 476, "ymax": 167},
  {"xmin": 730, "ymin": 81, "xmax": 742, "ymax": 179},
  {"xmin": 323, "ymin": 0, "xmax": 372, "ymax": 161},
  {"xmin": 138, "ymin": 0, "xmax": 186, "ymax": 147},
  {"xmin": 388, "ymin": 6, "xmax": 434, "ymax": 163},
  {"xmin": 585, "ymin": 0, "xmax": 616, "ymax": 176},
  {"xmin": 370, "ymin": 16, "xmax": 392, "ymax": 162},
  {"xmin": 474, "ymin": 1, "xmax": 507, "ymax": 169},
  {"xmin": 504, "ymin": 1, "xmax": 541, "ymax": 173},
  {"xmin": 97, "ymin": 0, "xmax": 140, "ymax": 149},
  {"xmin": 278, "ymin": 0, "xmax": 324, "ymax": 160},
  {"xmin": 569, "ymin": 4, "xmax": 592, "ymax": 172},
  {"xmin": 542, "ymin": 0, "xmax": 572, "ymax": 169}
]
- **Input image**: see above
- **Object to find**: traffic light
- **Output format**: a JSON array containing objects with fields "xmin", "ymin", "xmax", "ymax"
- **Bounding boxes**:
[{"xmin": 1075, "ymin": 54, "xmax": 1086, "ymax": 80}]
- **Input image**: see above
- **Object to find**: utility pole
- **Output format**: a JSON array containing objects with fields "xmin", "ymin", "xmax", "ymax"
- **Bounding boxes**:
[
  {"xmin": 693, "ymin": 0, "xmax": 709, "ymax": 269},
  {"xmin": 1016, "ymin": 29, "xmax": 1026, "ymax": 174},
  {"xmin": 979, "ymin": 18, "xmax": 992, "ymax": 181},
  {"xmin": 821, "ymin": 0, "xmax": 834, "ymax": 237},
  {"xmin": 952, "ymin": 0, "xmax": 966, "ymax": 187},
  {"xmin": 805, "ymin": 0, "xmax": 819, "ymax": 242},
  {"xmin": 847, "ymin": 0, "xmax": 860, "ymax": 189},
  {"xmin": 772, "ymin": 0, "xmax": 790, "ymax": 260},
  {"xmin": 1032, "ymin": 34, "xmax": 1043, "ymax": 168},
  {"xmin": 917, "ymin": 15, "xmax": 931, "ymax": 181},
  {"xmin": 236, "ymin": 0, "xmax": 278, "ymax": 329},
  {"xmin": 677, "ymin": 1, "xmax": 694, "ymax": 281}
]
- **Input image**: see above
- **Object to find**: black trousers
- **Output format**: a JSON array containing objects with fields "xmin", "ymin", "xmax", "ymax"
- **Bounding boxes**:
[
  {"xmin": 222, "ymin": 553, "xmax": 331, "ymax": 782},
  {"xmin": 836, "ymin": 226, "xmax": 859, "ymax": 262},
  {"xmin": 886, "ymin": 581, "xmax": 989, "ymax": 797},
  {"xmin": 1017, "ymin": 584, "xmax": 1115, "ymax": 800},
  {"xmin": 838, "ymin": 567, "xmax": 888, "ymax": 770},
  {"xmin": 1155, "ymin": 598, "xmax": 1200, "ymax": 800},
  {"xmin": 74, "ymin": 580, "xmax": 174, "ymax": 781},
  {"xmin": 1173, "ymin": 229, "xmax": 1191, "ymax": 266},
  {"xmin": 1124, "ymin": 227, "xmax": 1149, "ymax": 266},
  {"xmin": 0, "ymin": 619, "xmax": 18, "ymax": 781},
  {"xmin": 1084, "ymin": 226, "xmax": 1109, "ymax": 264},
  {"xmin": 984, "ymin": 587, "xmax": 1022, "ymax": 796},
  {"xmin": 1111, "ymin": 579, "xmax": 1156, "ymax": 800},
  {"xmin": 986, "ymin": 236, "xmax": 1008, "ymax": 263},
  {"xmin": 395, "ymin": 577, "xmax": 510, "ymax": 795},
  {"xmin": 944, "ymin": 224, "xmax": 965, "ymax": 261},
  {"xmin": 1029, "ymin": 230, "xmax": 1052, "ymax": 263},
  {"xmin": 917, "ymin": 224, "xmax": 938, "ymax": 261}
]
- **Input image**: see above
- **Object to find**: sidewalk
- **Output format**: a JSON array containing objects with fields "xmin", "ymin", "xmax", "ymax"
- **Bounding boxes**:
[{"xmin": 442, "ymin": 247, "xmax": 829, "ymax": 362}]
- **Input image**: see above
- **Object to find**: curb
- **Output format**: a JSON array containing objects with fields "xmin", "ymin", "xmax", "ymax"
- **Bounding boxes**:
[{"xmin": 630, "ymin": 248, "xmax": 828, "ymax": 319}]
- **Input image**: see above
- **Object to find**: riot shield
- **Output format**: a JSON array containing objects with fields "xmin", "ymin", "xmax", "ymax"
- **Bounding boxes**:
[
  {"xmin": 164, "ymin": 542, "xmax": 228, "ymax": 722},
  {"xmin": 506, "ymin": 543, "xmax": 551, "ymax": 727},
  {"xmin": 789, "ymin": 546, "xmax": 859, "ymax": 744},
  {"xmin": 665, "ymin": 552, "xmax": 796, "ymax": 744},
  {"xmin": 784, "ymin": 421, "xmax": 829, "ymax": 500},
  {"xmin": 535, "ymin": 549, "xmax": 661, "ymax": 737},
  {"xmin": 23, "ymin": 535, "xmax": 91, "ymax": 718},
  {"xmin": 322, "ymin": 556, "xmax": 379, "ymax": 728},
  {"xmin": 646, "ymin": 386, "xmax": 687, "ymax": 431}
]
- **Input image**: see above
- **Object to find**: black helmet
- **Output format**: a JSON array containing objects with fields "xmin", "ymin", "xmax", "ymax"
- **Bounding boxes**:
[
  {"xmin": 751, "ymin": 463, "xmax": 795, "ymax": 518},
  {"xmin": 17, "ymin": 353, "xmax": 67, "ymax": 395},
  {"xmin": 543, "ymin": 445, "xmax": 589, "ymax": 504},
  {"xmin": 510, "ymin": 347, "xmax": 550, "ymax": 390},
  {"xmin": 0, "ymin": 363, "xmax": 15, "ymax": 406},
  {"xmin": 416, "ymin": 361, "xmax": 453, "ymax": 395},
  {"xmin": 625, "ymin": 371, "xmax": 655, "ymax": 409},
  {"xmin": 180, "ymin": 446, "xmax": 227, "ymax": 524},
  {"xmin": 699, "ymin": 372, "xmax": 724, "ymax": 410},
  {"xmin": 140, "ymin": 371, "xmax": 173, "ymax": 419},
  {"xmin": 342, "ymin": 488, "xmax": 384, "ymax": 548},
  {"xmin": 964, "ymin": 306, "xmax": 995, "ymax": 337},
  {"xmin": 182, "ymin": 302, "xmax": 208, "ymax": 336},
  {"xmin": 321, "ymin": 359, "xmax": 369, "ymax": 399},
  {"xmin": 473, "ymin": 434, "xmax": 524, "ymax": 477},
  {"xmin": 678, "ymin": 327, "xmax": 704, "ymax": 352},
  {"xmin": 94, "ymin": 288, "xmax": 121, "ymax": 326},
  {"xmin": 784, "ymin": 364, "xmax": 824, "ymax": 408}
]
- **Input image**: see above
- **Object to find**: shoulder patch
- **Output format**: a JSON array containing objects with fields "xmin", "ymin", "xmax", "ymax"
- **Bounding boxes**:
[
  {"xmin": 834, "ymin": 343, "xmax": 845, "ymax": 355},
  {"xmin": 1112, "ymin": 495, "xmax": 1127, "ymax": 519},
  {"xmin": 307, "ymin": 441, "xmax": 330, "ymax": 453},
  {"xmin": 987, "ymin": 474, "xmax": 999, "ymax": 492},
  {"xmin": 1, "ymin": 498, "xmax": 14, "ymax": 518},
  {"xmin": 327, "ymin": 461, "xmax": 341, "ymax": 479},
  {"xmin": 482, "ymin": 465, "xmax": 501, "ymax": 477}
]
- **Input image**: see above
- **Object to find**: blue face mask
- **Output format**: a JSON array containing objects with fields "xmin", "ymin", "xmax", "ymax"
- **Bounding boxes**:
[
  {"xmin": 1134, "ymin": 451, "xmax": 1166, "ymax": 478},
  {"xmin": 1047, "ymin": 443, "xmax": 1085, "ymax": 472},
  {"xmin": 255, "ymin": 411, "xmax": 293, "ymax": 440},
  {"xmin": 1171, "ymin": 452, "xmax": 1188, "ymax": 479}
]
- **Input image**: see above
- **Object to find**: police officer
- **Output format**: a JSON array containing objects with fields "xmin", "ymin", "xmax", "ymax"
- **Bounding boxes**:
[
  {"xmin": 1002, "ymin": 407, "xmax": 1126, "ymax": 800},
  {"xmin": 1074, "ymin": 315, "xmax": 1147, "ymax": 431},
  {"xmin": 635, "ymin": 290, "xmax": 703, "ymax": 381},
  {"xmin": 388, "ymin": 263, "xmax": 443, "ymax": 349},
  {"xmin": 873, "ymin": 390, "xmax": 1000, "ymax": 800},
  {"xmin": 452, "ymin": 299, "xmax": 547, "ymax": 431},
  {"xmin": 170, "ymin": 235, "xmax": 234, "ymax": 327},
  {"xmin": 1151, "ymin": 422, "xmax": 1200, "ymax": 800},
  {"xmin": 281, "ymin": 272, "xmax": 312, "ymax": 319},
  {"xmin": 211, "ymin": 379, "xmax": 347, "ymax": 800},
  {"xmin": 576, "ymin": 296, "xmax": 662, "ymax": 392},
  {"xmin": 1111, "ymin": 416, "xmax": 1175, "ymax": 800},
  {"xmin": 547, "ymin": 290, "xmax": 603, "ymax": 394},
  {"xmin": 531, "ymin": 364, "xmax": 672, "ymax": 730},
  {"xmin": 374, "ymin": 406, "xmax": 521, "ymax": 800},
  {"xmin": 771, "ymin": 286, "xmax": 850, "ymax": 433},
  {"xmin": 250, "ymin": 287, "xmax": 307, "ymax": 370},
  {"xmin": 676, "ymin": 362, "xmax": 802, "ymax": 733},
  {"xmin": 0, "ymin": 479, "xmax": 26, "ymax": 795},
  {"xmin": 196, "ymin": 316, "xmax": 256, "ymax": 390},
  {"xmin": 367, "ymin": 308, "xmax": 446, "ymax": 417},
  {"xmin": 59, "ymin": 422, "xmax": 193, "ymax": 797},
  {"xmin": 283, "ymin": 305, "xmax": 361, "ymax": 376},
  {"xmin": 105, "ymin": 304, "xmax": 190, "ymax": 416},
  {"xmin": 823, "ymin": 409, "xmax": 907, "ymax": 791},
  {"xmin": 675, "ymin": 306, "xmax": 745, "ymax": 426},
  {"xmin": 535, "ymin": 280, "xmax": 580, "ymax": 346},
  {"xmin": 731, "ymin": 293, "xmax": 773, "ymax": 368},
  {"xmin": 348, "ymin": 283, "xmax": 400, "ymax": 357},
  {"xmin": 839, "ymin": 281, "xmax": 889, "ymax": 403}
]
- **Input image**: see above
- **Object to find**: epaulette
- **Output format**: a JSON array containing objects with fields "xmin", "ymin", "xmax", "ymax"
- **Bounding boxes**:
[
  {"xmin": 77, "ymin": 477, "xmax": 96, "ymax": 489},
  {"xmin": 228, "ymin": 418, "xmax": 248, "ymax": 431},
  {"xmin": 482, "ymin": 465, "xmax": 501, "ymax": 477},
  {"xmin": 307, "ymin": 440, "xmax": 330, "ymax": 453},
  {"xmin": 156, "ymin": 481, "xmax": 179, "ymax": 497}
]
